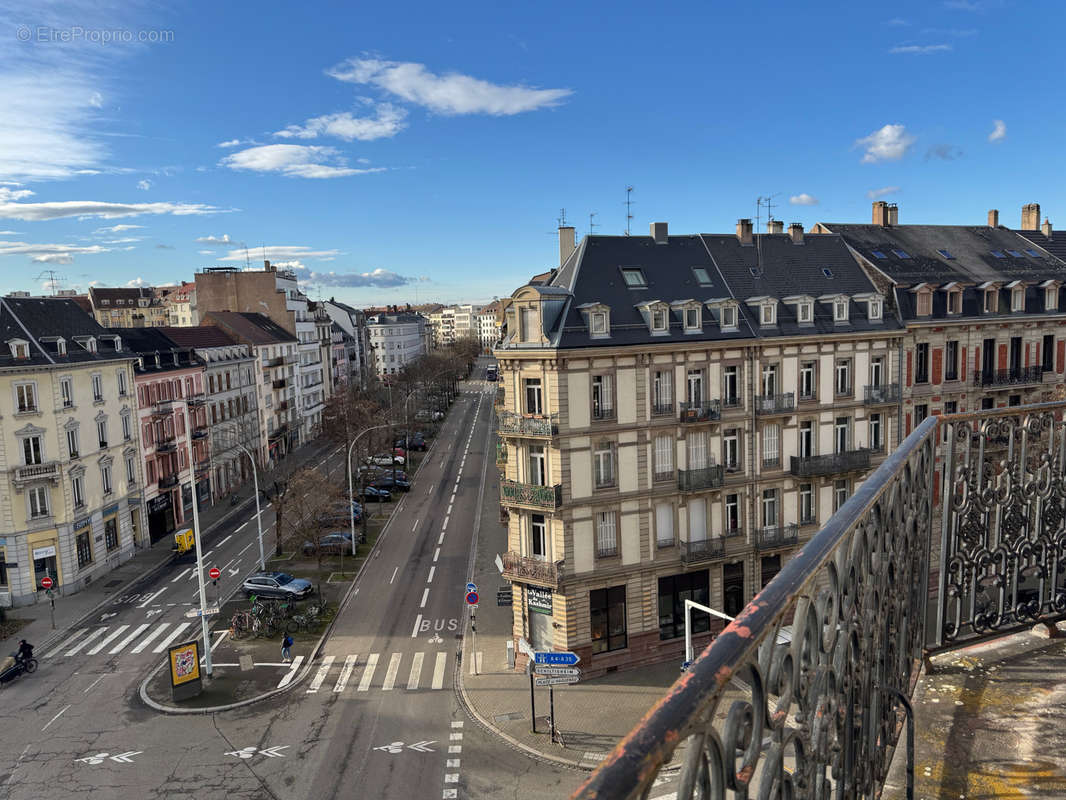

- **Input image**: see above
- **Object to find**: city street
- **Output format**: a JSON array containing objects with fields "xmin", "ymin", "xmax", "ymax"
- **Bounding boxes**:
[{"xmin": 0, "ymin": 375, "xmax": 583, "ymax": 800}]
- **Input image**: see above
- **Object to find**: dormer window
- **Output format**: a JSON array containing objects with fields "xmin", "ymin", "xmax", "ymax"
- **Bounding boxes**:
[
  {"xmin": 916, "ymin": 293, "xmax": 932, "ymax": 316},
  {"xmin": 798, "ymin": 302, "xmax": 813, "ymax": 323},
  {"xmin": 591, "ymin": 312, "xmax": 607, "ymax": 334},
  {"xmin": 57, "ymin": 338, "xmax": 66, "ymax": 356},
  {"xmin": 833, "ymin": 299, "xmax": 849, "ymax": 322},
  {"xmin": 1046, "ymin": 286, "xmax": 1059, "ymax": 311},
  {"xmin": 947, "ymin": 290, "xmax": 962, "ymax": 315},
  {"xmin": 100, "ymin": 298, "xmax": 110, "ymax": 306},
  {"xmin": 868, "ymin": 299, "xmax": 882, "ymax": 321},
  {"xmin": 9, "ymin": 339, "xmax": 29, "ymax": 359},
  {"xmin": 684, "ymin": 307, "xmax": 700, "ymax": 330},
  {"xmin": 651, "ymin": 308, "xmax": 667, "ymax": 332},
  {"xmin": 1011, "ymin": 287, "xmax": 1025, "ymax": 312},
  {"xmin": 760, "ymin": 303, "xmax": 776, "ymax": 326},
  {"xmin": 720, "ymin": 304, "xmax": 738, "ymax": 330},
  {"xmin": 983, "ymin": 289, "xmax": 998, "ymax": 313}
]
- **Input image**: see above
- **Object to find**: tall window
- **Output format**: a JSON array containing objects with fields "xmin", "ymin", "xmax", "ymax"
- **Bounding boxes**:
[
  {"xmin": 117, "ymin": 370, "xmax": 128, "ymax": 396},
  {"xmin": 105, "ymin": 518, "xmax": 119, "ymax": 552},
  {"xmin": 686, "ymin": 369, "xmax": 703, "ymax": 405},
  {"xmin": 799, "ymin": 483, "xmax": 814, "ymax": 523},
  {"xmin": 121, "ymin": 413, "xmax": 131, "ymax": 441},
  {"xmin": 916, "ymin": 292, "xmax": 932, "ymax": 316},
  {"xmin": 593, "ymin": 442, "xmax": 615, "ymax": 488},
  {"xmin": 762, "ymin": 424, "xmax": 780, "ymax": 466},
  {"xmin": 76, "ymin": 529, "xmax": 92, "ymax": 568},
  {"xmin": 590, "ymin": 585, "xmax": 627, "ymax": 653},
  {"xmin": 725, "ymin": 493, "xmax": 740, "ymax": 533},
  {"xmin": 688, "ymin": 497, "xmax": 706, "ymax": 542},
  {"xmin": 528, "ymin": 445, "xmax": 546, "ymax": 486},
  {"xmin": 653, "ymin": 370, "xmax": 673, "ymax": 412},
  {"xmin": 66, "ymin": 428, "xmax": 79, "ymax": 458},
  {"xmin": 686, "ymin": 431, "xmax": 707, "ymax": 470},
  {"xmin": 799, "ymin": 362, "xmax": 815, "ymax": 400},
  {"xmin": 23, "ymin": 435, "xmax": 43, "ymax": 465},
  {"xmin": 835, "ymin": 360, "xmax": 851, "ymax": 396},
  {"xmin": 761, "ymin": 363, "xmax": 778, "ymax": 396},
  {"xmin": 761, "ymin": 488, "xmax": 779, "ymax": 528},
  {"xmin": 915, "ymin": 404, "xmax": 929, "ymax": 426},
  {"xmin": 530, "ymin": 514, "xmax": 547, "ymax": 559},
  {"xmin": 102, "ymin": 464, "xmax": 113, "ymax": 495},
  {"xmin": 833, "ymin": 479, "xmax": 849, "ymax": 512},
  {"xmin": 61, "ymin": 377, "xmax": 73, "ymax": 408},
  {"xmin": 28, "ymin": 486, "xmax": 49, "ymax": 519},
  {"xmin": 654, "ymin": 434, "xmax": 674, "ymax": 480},
  {"xmin": 871, "ymin": 356, "xmax": 884, "ymax": 387},
  {"xmin": 723, "ymin": 366, "xmax": 739, "ymax": 406},
  {"xmin": 72, "ymin": 475, "xmax": 85, "ymax": 508},
  {"xmin": 915, "ymin": 343, "xmax": 929, "ymax": 383},
  {"xmin": 834, "ymin": 417, "xmax": 849, "ymax": 453},
  {"xmin": 655, "ymin": 503, "xmax": 674, "ymax": 548},
  {"xmin": 799, "ymin": 421, "xmax": 813, "ymax": 458},
  {"xmin": 658, "ymin": 572, "xmax": 709, "ymax": 641},
  {"xmin": 15, "ymin": 382, "xmax": 37, "ymax": 413},
  {"xmin": 520, "ymin": 307, "xmax": 537, "ymax": 341},
  {"xmin": 947, "ymin": 290, "xmax": 962, "ymax": 315},
  {"xmin": 524, "ymin": 378, "xmax": 542, "ymax": 415},
  {"xmin": 592, "ymin": 374, "xmax": 614, "ymax": 419},
  {"xmin": 1043, "ymin": 335, "xmax": 1055, "ymax": 372},
  {"xmin": 595, "ymin": 511, "xmax": 618, "ymax": 557},
  {"xmin": 97, "ymin": 419, "xmax": 108, "ymax": 448},
  {"xmin": 723, "ymin": 429, "xmax": 739, "ymax": 470},
  {"xmin": 945, "ymin": 341, "xmax": 959, "ymax": 381},
  {"xmin": 126, "ymin": 456, "xmax": 136, "ymax": 484},
  {"xmin": 92, "ymin": 374, "xmax": 103, "ymax": 402},
  {"xmin": 870, "ymin": 413, "xmax": 883, "ymax": 451}
]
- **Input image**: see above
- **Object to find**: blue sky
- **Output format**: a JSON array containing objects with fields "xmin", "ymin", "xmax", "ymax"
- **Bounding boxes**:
[{"xmin": 1, "ymin": 0, "xmax": 1064, "ymax": 305}]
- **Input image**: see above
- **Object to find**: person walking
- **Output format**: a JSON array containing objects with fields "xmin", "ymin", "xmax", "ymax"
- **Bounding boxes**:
[{"xmin": 281, "ymin": 633, "xmax": 293, "ymax": 663}]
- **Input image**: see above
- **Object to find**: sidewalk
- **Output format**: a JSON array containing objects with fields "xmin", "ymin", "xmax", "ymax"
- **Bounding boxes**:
[{"xmin": 0, "ymin": 438, "xmax": 338, "ymax": 657}]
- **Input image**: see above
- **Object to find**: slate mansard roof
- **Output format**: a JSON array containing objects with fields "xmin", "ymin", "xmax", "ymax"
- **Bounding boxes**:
[
  {"xmin": 0, "ymin": 296, "xmax": 131, "ymax": 369},
  {"xmin": 512, "ymin": 231, "xmax": 901, "ymax": 350}
]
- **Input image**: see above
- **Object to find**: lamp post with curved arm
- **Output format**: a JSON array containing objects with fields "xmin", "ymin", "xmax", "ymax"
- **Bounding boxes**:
[
  {"xmin": 219, "ymin": 424, "xmax": 265, "ymax": 571},
  {"xmin": 347, "ymin": 423, "xmax": 393, "ymax": 556}
]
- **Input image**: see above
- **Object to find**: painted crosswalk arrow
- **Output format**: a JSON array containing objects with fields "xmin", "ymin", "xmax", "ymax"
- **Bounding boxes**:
[
  {"xmin": 109, "ymin": 751, "xmax": 142, "ymax": 763},
  {"xmin": 259, "ymin": 746, "xmax": 289, "ymax": 758},
  {"xmin": 75, "ymin": 751, "xmax": 142, "ymax": 765},
  {"xmin": 407, "ymin": 741, "xmax": 436, "ymax": 752},
  {"xmin": 228, "ymin": 568, "xmax": 240, "ymax": 576}
]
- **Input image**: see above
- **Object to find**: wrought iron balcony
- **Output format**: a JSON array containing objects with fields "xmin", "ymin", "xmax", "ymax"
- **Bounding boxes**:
[
  {"xmin": 499, "ymin": 479, "xmax": 562, "ymax": 511},
  {"xmin": 574, "ymin": 402, "xmax": 1066, "ymax": 800},
  {"xmin": 500, "ymin": 551, "xmax": 561, "ymax": 589},
  {"xmin": 651, "ymin": 401, "xmax": 674, "ymax": 417},
  {"xmin": 194, "ymin": 459, "xmax": 210, "ymax": 474},
  {"xmin": 754, "ymin": 523, "xmax": 799, "ymax": 550},
  {"xmin": 155, "ymin": 440, "xmax": 177, "ymax": 454},
  {"xmin": 495, "ymin": 441, "xmax": 507, "ymax": 465},
  {"xmin": 972, "ymin": 366, "xmax": 1042, "ymax": 388},
  {"xmin": 680, "ymin": 537, "xmax": 724, "ymax": 564},
  {"xmin": 186, "ymin": 395, "xmax": 206, "ymax": 407},
  {"xmin": 679, "ymin": 400, "xmax": 721, "ymax": 423},
  {"xmin": 790, "ymin": 448, "xmax": 871, "ymax": 477},
  {"xmin": 268, "ymin": 424, "xmax": 288, "ymax": 440},
  {"xmin": 864, "ymin": 383, "xmax": 901, "ymax": 404},
  {"xmin": 677, "ymin": 465, "xmax": 725, "ymax": 492},
  {"xmin": 191, "ymin": 427, "xmax": 208, "ymax": 440},
  {"xmin": 497, "ymin": 412, "xmax": 557, "ymax": 438},
  {"xmin": 754, "ymin": 392, "xmax": 795, "ymax": 415},
  {"xmin": 157, "ymin": 473, "xmax": 178, "ymax": 489},
  {"xmin": 11, "ymin": 461, "xmax": 61, "ymax": 485},
  {"xmin": 591, "ymin": 405, "xmax": 616, "ymax": 422}
]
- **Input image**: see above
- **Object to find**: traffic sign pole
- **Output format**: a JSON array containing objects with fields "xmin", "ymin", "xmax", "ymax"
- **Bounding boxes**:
[{"xmin": 550, "ymin": 686, "xmax": 556, "ymax": 744}]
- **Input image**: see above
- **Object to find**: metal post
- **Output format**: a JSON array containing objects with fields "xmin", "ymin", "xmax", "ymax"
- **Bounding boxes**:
[
  {"xmin": 49, "ymin": 592, "xmax": 55, "ymax": 629},
  {"xmin": 188, "ymin": 401, "xmax": 213, "ymax": 677},
  {"xmin": 883, "ymin": 685, "xmax": 915, "ymax": 800},
  {"xmin": 549, "ymin": 686, "xmax": 556, "ymax": 744},
  {"xmin": 471, "ymin": 607, "xmax": 478, "ymax": 675},
  {"xmin": 347, "ymin": 424, "xmax": 392, "ymax": 556},
  {"xmin": 530, "ymin": 670, "xmax": 537, "ymax": 734},
  {"xmin": 250, "ymin": 451, "xmax": 265, "ymax": 572}
]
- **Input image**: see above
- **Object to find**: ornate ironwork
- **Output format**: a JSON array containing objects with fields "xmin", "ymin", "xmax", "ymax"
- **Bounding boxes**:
[
  {"xmin": 754, "ymin": 523, "xmax": 799, "ymax": 550},
  {"xmin": 497, "ymin": 412, "xmax": 557, "ymax": 437},
  {"xmin": 680, "ymin": 400, "xmax": 721, "ymax": 423},
  {"xmin": 678, "ymin": 465, "xmax": 725, "ymax": 492},
  {"xmin": 864, "ymin": 383, "xmax": 901, "ymax": 405},
  {"xmin": 972, "ymin": 366, "xmax": 1042, "ymax": 388},
  {"xmin": 500, "ymin": 479, "xmax": 562, "ymax": 511},
  {"xmin": 680, "ymin": 537, "xmax": 724, "ymax": 564},
  {"xmin": 500, "ymin": 551, "xmax": 561, "ymax": 589},
  {"xmin": 754, "ymin": 392, "xmax": 795, "ymax": 415},
  {"xmin": 790, "ymin": 448, "xmax": 871, "ymax": 477}
]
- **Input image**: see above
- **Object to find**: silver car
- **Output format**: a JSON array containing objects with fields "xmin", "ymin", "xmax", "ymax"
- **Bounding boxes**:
[{"xmin": 242, "ymin": 571, "xmax": 313, "ymax": 600}]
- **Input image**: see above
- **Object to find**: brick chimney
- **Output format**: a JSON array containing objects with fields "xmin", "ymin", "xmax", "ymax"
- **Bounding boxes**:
[
  {"xmin": 736, "ymin": 218, "xmax": 753, "ymax": 245},
  {"xmin": 650, "ymin": 221, "xmax": 669, "ymax": 244},
  {"xmin": 767, "ymin": 220, "xmax": 784, "ymax": 234},
  {"xmin": 872, "ymin": 201, "xmax": 890, "ymax": 227},
  {"xmin": 264, "ymin": 259, "xmax": 273, "ymax": 271},
  {"xmin": 1042, "ymin": 217, "xmax": 1053, "ymax": 238},
  {"xmin": 1022, "ymin": 203, "xmax": 1041, "ymax": 230},
  {"xmin": 988, "ymin": 209, "xmax": 999, "ymax": 227},
  {"xmin": 558, "ymin": 226, "xmax": 576, "ymax": 267},
  {"xmin": 887, "ymin": 203, "xmax": 898, "ymax": 226},
  {"xmin": 788, "ymin": 223, "xmax": 804, "ymax": 244}
]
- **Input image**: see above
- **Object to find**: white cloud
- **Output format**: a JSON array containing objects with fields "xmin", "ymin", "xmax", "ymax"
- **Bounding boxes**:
[
  {"xmin": 326, "ymin": 57, "xmax": 573, "ymax": 116},
  {"xmin": 0, "ymin": 240, "xmax": 109, "ymax": 263},
  {"xmin": 197, "ymin": 249, "xmax": 215, "ymax": 255},
  {"xmin": 0, "ymin": 230, "xmax": 19, "ymax": 235},
  {"xmin": 789, "ymin": 193, "xmax": 818, "ymax": 206},
  {"xmin": 89, "ymin": 91, "xmax": 103, "ymax": 108},
  {"xmin": 93, "ymin": 223, "xmax": 143, "ymax": 234},
  {"xmin": 219, "ymin": 144, "xmax": 386, "ymax": 179},
  {"xmin": 216, "ymin": 139, "xmax": 246, "ymax": 148},
  {"xmin": 126, "ymin": 277, "xmax": 146, "ymax": 287},
  {"xmin": 274, "ymin": 104, "xmax": 407, "ymax": 142},
  {"xmin": 0, "ymin": 189, "xmax": 225, "ymax": 221},
  {"xmin": 889, "ymin": 43, "xmax": 952, "ymax": 54},
  {"xmin": 885, "ymin": 17, "xmax": 910, "ymax": 25},
  {"xmin": 219, "ymin": 245, "xmax": 341, "ymax": 263},
  {"xmin": 137, "ymin": 179, "xmax": 152, "ymax": 191},
  {"xmin": 988, "ymin": 119, "xmax": 1007, "ymax": 142},
  {"xmin": 0, "ymin": 186, "xmax": 34, "ymax": 202},
  {"xmin": 196, "ymin": 234, "xmax": 232, "ymax": 244},
  {"xmin": 303, "ymin": 268, "xmax": 415, "ymax": 288},
  {"xmin": 855, "ymin": 124, "xmax": 916, "ymax": 163},
  {"xmin": 866, "ymin": 186, "xmax": 901, "ymax": 200},
  {"xmin": 100, "ymin": 237, "xmax": 142, "ymax": 244}
]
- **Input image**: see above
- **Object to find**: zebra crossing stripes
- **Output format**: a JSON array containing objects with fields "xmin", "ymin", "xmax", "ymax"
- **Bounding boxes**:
[
  {"xmin": 407, "ymin": 652, "xmax": 424, "ymax": 690},
  {"xmin": 357, "ymin": 653, "xmax": 379, "ymax": 692},
  {"xmin": 43, "ymin": 621, "xmax": 198, "ymax": 660},
  {"xmin": 307, "ymin": 655, "xmax": 335, "ymax": 694},
  {"xmin": 293, "ymin": 651, "xmax": 452, "ymax": 693},
  {"xmin": 152, "ymin": 622, "xmax": 193, "ymax": 653},
  {"xmin": 110, "ymin": 623, "xmax": 150, "ymax": 654},
  {"xmin": 333, "ymin": 655, "xmax": 358, "ymax": 693},
  {"xmin": 381, "ymin": 653, "xmax": 402, "ymax": 691},
  {"xmin": 66, "ymin": 628, "xmax": 107, "ymax": 656},
  {"xmin": 130, "ymin": 623, "xmax": 172, "ymax": 654},
  {"xmin": 431, "ymin": 652, "xmax": 447, "ymax": 690},
  {"xmin": 87, "ymin": 624, "xmax": 130, "ymax": 655}
]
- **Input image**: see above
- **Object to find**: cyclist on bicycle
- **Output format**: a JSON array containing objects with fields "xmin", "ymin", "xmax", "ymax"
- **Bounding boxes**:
[{"xmin": 16, "ymin": 639, "xmax": 33, "ymax": 663}]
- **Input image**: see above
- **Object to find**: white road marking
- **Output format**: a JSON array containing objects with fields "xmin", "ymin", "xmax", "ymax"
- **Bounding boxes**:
[
  {"xmin": 41, "ymin": 704, "xmax": 70, "ymax": 732},
  {"xmin": 235, "ymin": 520, "xmax": 248, "ymax": 532},
  {"xmin": 447, "ymin": 758, "xmax": 461, "ymax": 768},
  {"xmin": 217, "ymin": 534, "xmax": 233, "ymax": 547},
  {"xmin": 413, "ymin": 518, "xmax": 420, "ymax": 531},
  {"xmin": 432, "ymin": 652, "xmax": 447, "ymax": 690},
  {"xmin": 427, "ymin": 566, "xmax": 435, "ymax": 583},
  {"xmin": 334, "ymin": 655, "xmax": 358, "ymax": 692},
  {"xmin": 449, "ymin": 732, "xmax": 463, "ymax": 741},
  {"xmin": 411, "ymin": 614, "xmax": 422, "ymax": 638},
  {"xmin": 152, "ymin": 622, "xmax": 193, "ymax": 653},
  {"xmin": 448, "ymin": 746, "xmax": 462, "ymax": 754},
  {"xmin": 381, "ymin": 653, "xmax": 402, "ymax": 690},
  {"xmin": 468, "ymin": 651, "xmax": 482, "ymax": 675},
  {"xmin": 407, "ymin": 652, "xmax": 424, "ymax": 690},
  {"xmin": 438, "ymin": 532, "xmax": 445, "ymax": 546},
  {"xmin": 109, "ymin": 624, "xmax": 150, "ymax": 654},
  {"xmin": 357, "ymin": 653, "xmax": 379, "ymax": 691},
  {"xmin": 45, "ymin": 629, "xmax": 87, "ymax": 658},
  {"xmin": 137, "ymin": 589, "xmax": 166, "ymax": 608},
  {"xmin": 171, "ymin": 567, "xmax": 192, "ymax": 583},
  {"xmin": 442, "ymin": 515, "xmax": 449, "ymax": 529},
  {"xmin": 130, "ymin": 623, "xmax": 171, "ymax": 654},
  {"xmin": 87, "ymin": 624, "xmax": 130, "ymax": 655},
  {"xmin": 420, "ymin": 588, "xmax": 430, "ymax": 608},
  {"xmin": 444, "ymin": 773, "xmax": 459, "ymax": 783},
  {"xmin": 446, "ymin": 503, "xmax": 453, "ymax": 515},
  {"xmin": 238, "ymin": 542, "xmax": 254, "ymax": 556},
  {"xmin": 276, "ymin": 655, "xmax": 304, "ymax": 688},
  {"xmin": 307, "ymin": 655, "xmax": 335, "ymax": 693},
  {"xmin": 433, "ymin": 547, "xmax": 440, "ymax": 563},
  {"xmin": 83, "ymin": 674, "xmax": 108, "ymax": 693},
  {"xmin": 66, "ymin": 628, "xmax": 107, "ymax": 656},
  {"xmin": 390, "ymin": 567, "xmax": 398, "ymax": 584}
]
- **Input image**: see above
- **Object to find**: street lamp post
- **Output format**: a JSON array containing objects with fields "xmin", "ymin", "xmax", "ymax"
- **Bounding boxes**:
[
  {"xmin": 184, "ymin": 397, "xmax": 213, "ymax": 677},
  {"xmin": 347, "ymin": 423, "xmax": 393, "ymax": 556},
  {"xmin": 220, "ymin": 424, "xmax": 266, "ymax": 571}
]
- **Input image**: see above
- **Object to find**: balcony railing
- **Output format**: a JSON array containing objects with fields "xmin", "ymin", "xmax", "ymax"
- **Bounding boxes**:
[
  {"xmin": 864, "ymin": 383, "xmax": 901, "ymax": 405},
  {"xmin": 790, "ymin": 448, "xmax": 871, "ymax": 477},
  {"xmin": 592, "ymin": 406, "xmax": 616, "ymax": 422},
  {"xmin": 500, "ymin": 551, "xmax": 561, "ymax": 589},
  {"xmin": 155, "ymin": 440, "xmax": 177, "ymax": 454},
  {"xmin": 495, "ymin": 441, "xmax": 507, "ymax": 465},
  {"xmin": 679, "ymin": 400, "xmax": 721, "ymax": 423},
  {"xmin": 12, "ymin": 461, "xmax": 61, "ymax": 485},
  {"xmin": 191, "ymin": 427, "xmax": 208, "ymax": 440},
  {"xmin": 651, "ymin": 401, "xmax": 674, "ymax": 417},
  {"xmin": 268, "ymin": 424, "xmax": 288, "ymax": 440},
  {"xmin": 972, "ymin": 366, "xmax": 1042, "ymax": 388},
  {"xmin": 273, "ymin": 378, "xmax": 288, "ymax": 389},
  {"xmin": 575, "ymin": 402, "xmax": 1066, "ymax": 800},
  {"xmin": 157, "ymin": 473, "xmax": 178, "ymax": 489},
  {"xmin": 677, "ymin": 465, "xmax": 725, "ymax": 492},
  {"xmin": 680, "ymin": 537, "xmax": 724, "ymax": 564},
  {"xmin": 754, "ymin": 523, "xmax": 799, "ymax": 550},
  {"xmin": 497, "ymin": 412, "xmax": 557, "ymax": 437},
  {"xmin": 500, "ymin": 479, "xmax": 562, "ymax": 511},
  {"xmin": 754, "ymin": 392, "xmax": 795, "ymax": 415}
]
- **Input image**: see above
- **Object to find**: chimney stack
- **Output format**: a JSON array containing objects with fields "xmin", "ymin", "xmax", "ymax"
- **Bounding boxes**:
[
  {"xmin": 887, "ymin": 203, "xmax": 899, "ymax": 226},
  {"xmin": 1022, "ymin": 203, "xmax": 1041, "ymax": 230},
  {"xmin": 788, "ymin": 223, "xmax": 805, "ymax": 244},
  {"xmin": 650, "ymin": 221, "xmax": 669, "ymax": 244},
  {"xmin": 872, "ymin": 201, "xmax": 890, "ymax": 227},
  {"xmin": 558, "ymin": 225, "xmax": 576, "ymax": 267},
  {"xmin": 988, "ymin": 209, "xmax": 999, "ymax": 227},
  {"xmin": 1042, "ymin": 217, "xmax": 1053, "ymax": 238},
  {"xmin": 264, "ymin": 259, "xmax": 272, "ymax": 271},
  {"xmin": 736, "ymin": 218, "xmax": 753, "ymax": 245},
  {"xmin": 767, "ymin": 219, "xmax": 784, "ymax": 234}
]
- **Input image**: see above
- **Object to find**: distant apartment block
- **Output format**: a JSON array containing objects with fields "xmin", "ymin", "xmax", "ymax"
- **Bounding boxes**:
[
  {"xmin": 88, "ymin": 286, "xmax": 169, "ymax": 328},
  {"xmin": 367, "ymin": 312, "xmax": 427, "ymax": 376}
]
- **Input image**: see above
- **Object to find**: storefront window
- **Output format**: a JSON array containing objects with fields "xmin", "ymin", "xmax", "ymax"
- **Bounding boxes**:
[
  {"xmin": 105, "ymin": 518, "xmax": 119, "ymax": 552},
  {"xmin": 76, "ymin": 530, "xmax": 93, "ymax": 568},
  {"xmin": 658, "ymin": 571, "xmax": 710, "ymax": 641},
  {"xmin": 590, "ymin": 585, "xmax": 627, "ymax": 654}
]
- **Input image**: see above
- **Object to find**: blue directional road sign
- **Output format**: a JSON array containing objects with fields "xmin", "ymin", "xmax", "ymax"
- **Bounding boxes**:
[
  {"xmin": 534, "ymin": 650, "xmax": 580, "ymax": 666},
  {"xmin": 465, "ymin": 591, "xmax": 479, "ymax": 605},
  {"xmin": 465, "ymin": 582, "xmax": 478, "ymax": 594}
]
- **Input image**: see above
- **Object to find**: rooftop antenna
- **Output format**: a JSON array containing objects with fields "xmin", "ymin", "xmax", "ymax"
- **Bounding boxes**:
[
  {"xmin": 624, "ymin": 185, "xmax": 634, "ymax": 236},
  {"xmin": 589, "ymin": 211, "xmax": 598, "ymax": 237},
  {"xmin": 240, "ymin": 242, "xmax": 251, "ymax": 270},
  {"xmin": 753, "ymin": 194, "xmax": 780, "ymax": 279},
  {"xmin": 35, "ymin": 269, "xmax": 62, "ymax": 296},
  {"xmin": 557, "ymin": 208, "xmax": 569, "ymax": 228}
]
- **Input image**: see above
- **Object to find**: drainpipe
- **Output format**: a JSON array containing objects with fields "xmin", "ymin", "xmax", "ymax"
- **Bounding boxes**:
[
  {"xmin": 747, "ymin": 346, "xmax": 758, "ymax": 589},
  {"xmin": 897, "ymin": 336, "xmax": 904, "ymax": 447}
]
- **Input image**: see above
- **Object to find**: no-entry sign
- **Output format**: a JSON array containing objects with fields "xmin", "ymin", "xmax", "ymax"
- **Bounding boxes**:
[
  {"xmin": 208, "ymin": 567, "xmax": 221, "ymax": 580},
  {"xmin": 40, "ymin": 576, "xmax": 54, "ymax": 590}
]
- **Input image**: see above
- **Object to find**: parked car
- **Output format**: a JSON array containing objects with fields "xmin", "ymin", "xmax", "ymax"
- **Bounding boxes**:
[
  {"xmin": 361, "ymin": 485, "xmax": 392, "ymax": 502},
  {"xmin": 371, "ymin": 475, "xmax": 411, "ymax": 492},
  {"xmin": 367, "ymin": 452, "xmax": 404, "ymax": 467},
  {"xmin": 315, "ymin": 504, "xmax": 362, "ymax": 527},
  {"xmin": 242, "ymin": 571, "xmax": 313, "ymax": 599},
  {"xmin": 302, "ymin": 532, "xmax": 353, "ymax": 556},
  {"xmin": 396, "ymin": 434, "xmax": 426, "ymax": 451}
]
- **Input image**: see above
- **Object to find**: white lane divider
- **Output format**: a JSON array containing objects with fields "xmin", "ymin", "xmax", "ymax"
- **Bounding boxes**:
[
  {"xmin": 137, "ymin": 589, "xmax": 166, "ymax": 608},
  {"xmin": 433, "ymin": 547, "xmax": 440, "ymax": 563},
  {"xmin": 307, "ymin": 655, "xmax": 335, "ymax": 693},
  {"xmin": 427, "ymin": 566, "xmax": 435, "ymax": 583},
  {"xmin": 171, "ymin": 567, "xmax": 192, "ymax": 583},
  {"xmin": 411, "ymin": 613, "xmax": 422, "ymax": 638}
]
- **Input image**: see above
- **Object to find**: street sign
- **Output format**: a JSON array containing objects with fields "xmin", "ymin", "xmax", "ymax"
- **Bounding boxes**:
[
  {"xmin": 535, "ymin": 675, "xmax": 579, "ymax": 687},
  {"xmin": 40, "ymin": 576, "xmax": 54, "ymax": 590},
  {"xmin": 533, "ymin": 665, "xmax": 580, "ymax": 677},
  {"xmin": 496, "ymin": 586, "xmax": 512, "ymax": 606},
  {"xmin": 185, "ymin": 604, "xmax": 220, "ymax": 617},
  {"xmin": 534, "ymin": 650, "xmax": 580, "ymax": 666},
  {"xmin": 465, "ymin": 582, "xmax": 478, "ymax": 594},
  {"xmin": 208, "ymin": 567, "xmax": 221, "ymax": 580},
  {"xmin": 465, "ymin": 591, "xmax": 479, "ymax": 605}
]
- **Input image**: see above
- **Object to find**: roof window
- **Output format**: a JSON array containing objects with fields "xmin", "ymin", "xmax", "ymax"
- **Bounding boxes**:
[
  {"xmin": 871, "ymin": 250, "xmax": 887, "ymax": 260},
  {"xmin": 991, "ymin": 250, "xmax": 1006, "ymax": 259},
  {"xmin": 691, "ymin": 267, "xmax": 712, "ymax": 286},
  {"xmin": 822, "ymin": 268, "xmax": 834, "ymax": 278},
  {"xmin": 891, "ymin": 249, "xmax": 910, "ymax": 259},
  {"xmin": 937, "ymin": 249, "xmax": 955, "ymax": 259},
  {"xmin": 620, "ymin": 268, "xmax": 647, "ymax": 288},
  {"xmin": 1007, "ymin": 249, "xmax": 1023, "ymax": 258},
  {"xmin": 1025, "ymin": 248, "xmax": 1042, "ymax": 258}
]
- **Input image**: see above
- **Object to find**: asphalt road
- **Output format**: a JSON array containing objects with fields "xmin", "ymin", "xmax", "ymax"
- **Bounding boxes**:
[{"xmin": 0, "ymin": 368, "xmax": 584, "ymax": 800}]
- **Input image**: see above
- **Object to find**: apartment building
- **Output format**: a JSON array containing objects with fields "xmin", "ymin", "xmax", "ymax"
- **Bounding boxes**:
[
  {"xmin": 321, "ymin": 299, "xmax": 371, "ymax": 389},
  {"xmin": 429, "ymin": 304, "xmax": 477, "ymax": 348},
  {"xmin": 114, "ymin": 328, "xmax": 210, "ymax": 543},
  {"xmin": 815, "ymin": 203, "xmax": 1066, "ymax": 437},
  {"xmin": 203, "ymin": 312, "xmax": 300, "ymax": 463},
  {"xmin": 87, "ymin": 286, "xmax": 169, "ymax": 328},
  {"xmin": 477, "ymin": 301, "xmax": 503, "ymax": 351},
  {"xmin": 159, "ymin": 282, "xmax": 199, "ymax": 327},
  {"xmin": 368, "ymin": 313, "xmax": 427, "ymax": 376},
  {"xmin": 0, "ymin": 298, "xmax": 143, "ymax": 607},
  {"xmin": 155, "ymin": 326, "xmax": 261, "ymax": 501},
  {"xmin": 495, "ymin": 221, "xmax": 903, "ymax": 675},
  {"xmin": 307, "ymin": 301, "xmax": 333, "ymax": 418}
]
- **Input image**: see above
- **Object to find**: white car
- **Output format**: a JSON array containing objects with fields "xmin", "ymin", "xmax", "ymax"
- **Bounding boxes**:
[{"xmin": 367, "ymin": 453, "xmax": 404, "ymax": 466}]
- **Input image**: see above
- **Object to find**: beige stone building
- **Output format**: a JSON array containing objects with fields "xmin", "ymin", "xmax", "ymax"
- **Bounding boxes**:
[
  {"xmin": 495, "ymin": 221, "xmax": 903, "ymax": 675},
  {"xmin": 87, "ymin": 286, "xmax": 170, "ymax": 328}
]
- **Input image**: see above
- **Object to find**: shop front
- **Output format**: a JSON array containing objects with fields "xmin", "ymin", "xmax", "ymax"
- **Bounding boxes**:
[
  {"xmin": 147, "ymin": 491, "xmax": 175, "ymax": 543},
  {"xmin": 27, "ymin": 530, "xmax": 61, "ymax": 591}
]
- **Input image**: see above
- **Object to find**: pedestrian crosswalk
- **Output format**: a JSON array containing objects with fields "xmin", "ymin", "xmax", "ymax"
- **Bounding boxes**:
[
  {"xmin": 43, "ymin": 622, "xmax": 195, "ymax": 660},
  {"xmin": 296, "ymin": 650, "xmax": 454, "ymax": 694}
]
